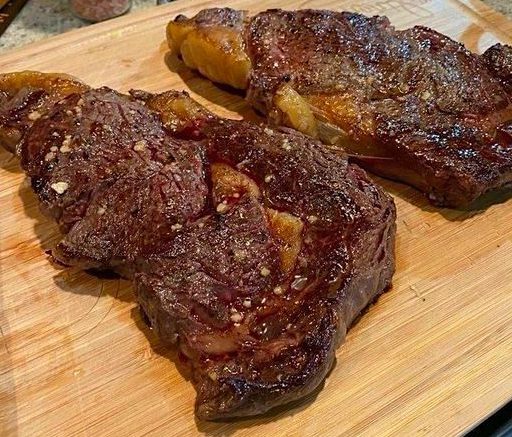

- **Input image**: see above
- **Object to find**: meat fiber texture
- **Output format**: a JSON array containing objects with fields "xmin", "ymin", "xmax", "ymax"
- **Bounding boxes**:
[
  {"xmin": 168, "ymin": 8, "xmax": 512, "ymax": 208},
  {"xmin": 0, "ymin": 72, "xmax": 396, "ymax": 420}
]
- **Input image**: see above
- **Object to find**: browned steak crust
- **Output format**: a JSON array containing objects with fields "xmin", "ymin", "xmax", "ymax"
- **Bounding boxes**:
[
  {"xmin": 0, "ymin": 72, "xmax": 88, "ymax": 153},
  {"xmin": 169, "ymin": 8, "xmax": 512, "ymax": 208},
  {"xmin": 0, "ymin": 73, "xmax": 396, "ymax": 420},
  {"xmin": 135, "ymin": 107, "xmax": 395, "ymax": 418},
  {"xmin": 19, "ymin": 87, "xmax": 208, "ymax": 274}
]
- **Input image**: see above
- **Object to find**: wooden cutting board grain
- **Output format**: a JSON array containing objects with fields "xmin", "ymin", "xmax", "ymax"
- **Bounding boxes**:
[{"xmin": 1, "ymin": 0, "xmax": 512, "ymax": 435}]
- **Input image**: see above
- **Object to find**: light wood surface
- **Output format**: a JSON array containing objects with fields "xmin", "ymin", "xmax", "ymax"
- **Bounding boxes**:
[{"xmin": 1, "ymin": 0, "xmax": 511, "ymax": 436}]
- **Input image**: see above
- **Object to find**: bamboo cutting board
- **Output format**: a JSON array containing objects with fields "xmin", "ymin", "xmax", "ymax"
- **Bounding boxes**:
[{"xmin": 1, "ymin": 0, "xmax": 512, "ymax": 435}]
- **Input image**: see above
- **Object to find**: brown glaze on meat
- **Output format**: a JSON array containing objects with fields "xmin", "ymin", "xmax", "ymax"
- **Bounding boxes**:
[
  {"xmin": 16, "ymin": 82, "xmax": 208, "ymax": 274},
  {"xmin": 0, "ymin": 73, "xmax": 395, "ymax": 420},
  {"xmin": 483, "ymin": 43, "xmax": 512, "ymax": 93},
  {"xmin": 0, "ymin": 71, "xmax": 88, "ymax": 153},
  {"xmin": 169, "ymin": 9, "xmax": 250, "ymax": 89},
  {"xmin": 133, "ymin": 96, "xmax": 396, "ymax": 417},
  {"xmin": 168, "ymin": 9, "xmax": 512, "ymax": 208}
]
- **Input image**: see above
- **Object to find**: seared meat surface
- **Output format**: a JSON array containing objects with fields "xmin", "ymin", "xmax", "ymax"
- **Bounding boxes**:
[
  {"xmin": 0, "ymin": 72, "xmax": 395, "ymax": 419},
  {"xmin": 168, "ymin": 8, "xmax": 512, "ymax": 207},
  {"xmin": 2, "ymin": 78, "xmax": 208, "ymax": 274},
  {"xmin": 0, "ymin": 71, "xmax": 88, "ymax": 153}
]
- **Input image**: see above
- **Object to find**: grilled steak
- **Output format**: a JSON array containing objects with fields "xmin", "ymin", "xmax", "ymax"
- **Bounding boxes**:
[
  {"xmin": 0, "ymin": 71, "xmax": 88, "ymax": 154},
  {"xmin": 0, "ymin": 74, "xmax": 208, "ymax": 274},
  {"xmin": 168, "ymin": 8, "xmax": 512, "ymax": 208},
  {"xmin": 0, "ymin": 72, "xmax": 396, "ymax": 419}
]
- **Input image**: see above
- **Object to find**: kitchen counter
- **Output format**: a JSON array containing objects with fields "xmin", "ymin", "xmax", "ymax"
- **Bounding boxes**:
[
  {"xmin": 0, "ymin": 0, "xmax": 156, "ymax": 52},
  {"xmin": 484, "ymin": 0, "xmax": 512, "ymax": 18},
  {"xmin": 0, "ymin": 0, "xmax": 510, "ymax": 53}
]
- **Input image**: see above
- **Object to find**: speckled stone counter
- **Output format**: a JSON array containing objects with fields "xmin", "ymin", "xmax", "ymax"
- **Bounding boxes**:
[
  {"xmin": 483, "ymin": 0, "xmax": 512, "ymax": 18},
  {"xmin": 0, "ymin": 0, "xmax": 156, "ymax": 52},
  {"xmin": 0, "ymin": 0, "xmax": 511, "ymax": 53}
]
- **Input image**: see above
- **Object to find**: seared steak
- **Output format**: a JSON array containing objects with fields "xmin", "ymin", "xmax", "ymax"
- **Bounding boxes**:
[
  {"xmin": 0, "ymin": 72, "xmax": 396, "ymax": 419},
  {"xmin": 0, "ymin": 75, "xmax": 208, "ymax": 274},
  {"xmin": 168, "ymin": 8, "xmax": 512, "ymax": 208},
  {"xmin": 0, "ymin": 71, "xmax": 88, "ymax": 153}
]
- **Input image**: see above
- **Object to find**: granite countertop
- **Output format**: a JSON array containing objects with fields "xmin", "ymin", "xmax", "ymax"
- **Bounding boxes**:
[
  {"xmin": 484, "ymin": 0, "xmax": 512, "ymax": 18},
  {"xmin": 0, "ymin": 0, "xmax": 510, "ymax": 53},
  {"xmin": 0, "ymin": 0, "xmax": 157, "ymax": 52}
]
